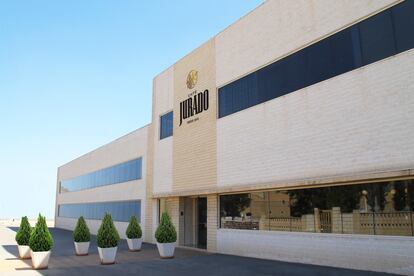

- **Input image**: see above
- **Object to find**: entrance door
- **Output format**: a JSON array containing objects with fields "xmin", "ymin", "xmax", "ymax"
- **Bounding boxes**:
[
  {"xmin": 320, "ymin": 210, "xmax": 332, "ymax": 233},
  {"xmin": 197, "ymin": 197, "xmax": 207, "ymax": 249}
]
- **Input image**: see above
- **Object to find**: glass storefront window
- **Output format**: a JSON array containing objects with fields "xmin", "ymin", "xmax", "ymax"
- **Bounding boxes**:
[{"xmin": 219, "ymin": 179, "xmax": 414, "ymax": 236}]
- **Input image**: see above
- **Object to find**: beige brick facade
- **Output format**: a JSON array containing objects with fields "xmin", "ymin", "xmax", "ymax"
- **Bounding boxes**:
[
  {"xmin": 164, "ymin": 197, "xmax": 180, "ymax": 244},
  {"xmin": 172, "ymin": 39, "xmax": 217, "ymax": 192},
  {"xmin": 207, "ymin": 195, "xmax": 218, "ymax": 252}
]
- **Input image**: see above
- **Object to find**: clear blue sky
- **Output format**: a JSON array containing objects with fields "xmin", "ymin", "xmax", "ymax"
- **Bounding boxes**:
[{"xmin": 0, "ymin": 1, "xmax": 262, "ymax": 219}]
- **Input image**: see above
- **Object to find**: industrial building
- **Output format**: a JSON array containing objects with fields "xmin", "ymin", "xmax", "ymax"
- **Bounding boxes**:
[{"xmin": 55, "ymin": 0, "xmax": 414, "ymax": 273}]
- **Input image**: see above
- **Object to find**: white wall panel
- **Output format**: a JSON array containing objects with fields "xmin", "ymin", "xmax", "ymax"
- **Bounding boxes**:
[
  {"xmin": 215, "ymin": 0, "xmax": 398, "ymax": 87},
  {"xmin": 218, "ymin": 50, "xmax": 414, "ymax": 187},
  {"xmin": 217, "ymin": 229, "xmax": 414, "ymax": 275},
  {"xmin": 153, "ymin": 66, "xmax": 174, "ymax": 194}
]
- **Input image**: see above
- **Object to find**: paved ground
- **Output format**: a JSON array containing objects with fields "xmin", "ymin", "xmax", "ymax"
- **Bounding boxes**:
[{"xmin": 0, "ymin": 226, "xmax": 397, "ymax": 276}]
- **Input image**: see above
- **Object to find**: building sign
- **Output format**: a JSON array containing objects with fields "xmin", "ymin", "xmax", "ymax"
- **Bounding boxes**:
[{"xmin": 179, "ymin": 70, "xmax": 209, "ymax": 126}]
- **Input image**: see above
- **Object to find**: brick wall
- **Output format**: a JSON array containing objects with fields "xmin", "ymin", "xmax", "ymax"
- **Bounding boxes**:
[
  {"xmin": 56, "ymin": 126, "xmax": 149, "ymax": 236},
  {"xmin": 144, "ymin": 123, "xmax": 155, "ymax": 243},
  {"xmin": 218, "ymin": 49, "xmax": 414, "ymax": 188},
  {"xmin": 153, "ymin": 67, "xmax": 174, "ymax": 195},
  {"xmin": 207, "ymin": 195, "xmax": 218, "ymax": 252},
  {"xmin": 215, "ymin": 0, "xmax": 399, "ymax": 87},
  {"xmin": 217, "ymin": 229, "xmax": 414, "ymax": 274},
  {"xmin": 165, "ymin": 197, "xmax": 180, "ymax": 244},
  {"xmin": 172, "ymin": 39, "xmax": 217, "ymax": 192}
]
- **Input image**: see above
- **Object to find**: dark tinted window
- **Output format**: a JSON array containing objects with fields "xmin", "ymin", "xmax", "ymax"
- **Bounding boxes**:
[
  {"xmin": 392, "ymin": 0, "xmax": 414, "ymax": 53},
  {"xmin": 359, "ymin": 10, "xmax": 396, "ymax": 65},
  {"xmin": 160, "ymin": 111, "xmax": 173, "ymax": 139},
  {"xmin": 305, "ymin": 36, "xmax": 334, "ymax": 86},
  {"xmin": 60, "ymin": 158, "xmax": 142, "ymax": 193},
  {"xmin": 257, "ymin": 51, "xmax": 307, "ymax": 102},
  {"xmin": 329, "ymin": 26, "xmax": 362, "ymax": 75},
  {"xmin": 218, "ymin": 1, "xmax": 414, "ymax": 118},
  {"xmin": 219, "ymin": 73, "xmax": 258, "ymax": 118},
  {"xmin": 58, "ymin": 200, "xmax": 141, "ymax": 222}
]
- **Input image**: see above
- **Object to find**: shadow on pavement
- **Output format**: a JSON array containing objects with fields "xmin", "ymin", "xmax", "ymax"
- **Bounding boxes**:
[
  {"xmin": 1, "ymin": 245, "xmax": 18, "ymax": 257},
  {"xmin": 14, "ymin": 267, "xmax": 34, "ymax": 271},
  {"xmin": 2, "ymin": 227, "xmax": 397, "ymax": 276}
]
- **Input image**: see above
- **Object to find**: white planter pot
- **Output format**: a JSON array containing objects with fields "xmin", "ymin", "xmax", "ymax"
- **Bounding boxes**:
[
  {"xmin": 17, "ymin": 245, "xmax": 31, "ymax": 259},
  {"xmin": 156, "ymin": 242, "xmax": 175, "ymax": 258},
  {"xmin": 74, "ymin": 241, "xmax": 90, "ymax": 256},
  {"xmin": 30, "ymin": 250, "xmax": 51, "ymax": 269},
  {"xmin": 97, "ymin": 246, "xmax": 117, "ymax": 265},
  {"xmin": 127, "ymin": 238, "xmax": 142, "ymax": 251}
]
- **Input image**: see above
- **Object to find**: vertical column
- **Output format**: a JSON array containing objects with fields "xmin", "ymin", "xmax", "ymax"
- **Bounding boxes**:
[
  {"xmin": 332, "ymin": 207, "xmax": 342, "ymax": 233},
  {"xmin": 165, "ymin": 197, "xmax": 181, "ymax": 245},
  {"xmin": 179, "ymin": 197, "xmax": 185, "ymax": 246},
  {"xmin": 207, "ymin": 194, "xmax": 218, "ymax": 252},
  {"xmin": 314, "ymin": 208, "xmax": 321, "ymax": 233},
  {"xmin": 144, "ymin": 124, "xmax": 155, "ymax": 243},
  {"xmin": 353, "ymin": 210, "xmax": 361, "ymax": 234}
]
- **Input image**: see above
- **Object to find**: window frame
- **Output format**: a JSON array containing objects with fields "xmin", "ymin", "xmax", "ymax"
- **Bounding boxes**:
[{"xmin": 159, "ymin": 110, "xmax": 173, "ymax": 140}]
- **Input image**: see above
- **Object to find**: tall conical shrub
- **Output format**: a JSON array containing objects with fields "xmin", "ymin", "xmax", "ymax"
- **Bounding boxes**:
[
  {"xmin": 155, "ymin": 212, "xmax": 177, "ymax": 243},
  {"xmin": 15, "ymin": 216, "xmax": 32, "ymax": 245},
  {"xmin": 97, "ymin": 213, "xmax": 120, "ymax": 248},
  {"xmin": 29, "ymin": 214, "xmax": 53, "ymax": 252},
  {"xmin": 73, "ymin": 216, "xmax": 91, "ymax": 243},
  {"xmin": 126, "ymin": 215, "xmax": 142, "ymax": 239}
]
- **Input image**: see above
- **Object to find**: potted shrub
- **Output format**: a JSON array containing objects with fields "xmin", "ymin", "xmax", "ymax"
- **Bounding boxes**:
[
  {"xmin": 96, "ymin": 213, "xmax": 120, "ymax": 264},
  {"xmin": 73, "ymin": 216, "xmax": 91, "ymax": 256},
  {"xmin": 29, "ymin": 214, "xmax": 53, "ymax": 269},
  {"xmin": 155, "ymin": 212, "xmax": 177, "ymax": 258},
  {"xmin": 126, "ymin": 215, "xmax": 142, "ymax": 251},
  {"xmin": 15, "ymin": 216, "xmax": 32, "ymax": 259}
]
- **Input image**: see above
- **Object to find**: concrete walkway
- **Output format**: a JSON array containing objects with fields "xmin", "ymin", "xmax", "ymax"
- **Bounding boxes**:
[
  {"xmin": 0, "ymin": 226, "xmax": 397, "ymax": 276},
  {"xmin": 0, "ymin": 226, "xmax": 41, "ymax": 276}
]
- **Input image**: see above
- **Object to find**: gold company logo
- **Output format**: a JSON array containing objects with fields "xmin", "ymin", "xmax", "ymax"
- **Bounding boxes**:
[
  {"xmin": 180, "ymin": 69, "xmax": 209, "ymax": 126},
  {"xmin": 186, "ymin": 70, "xmax": 198, "ymax": 89}
]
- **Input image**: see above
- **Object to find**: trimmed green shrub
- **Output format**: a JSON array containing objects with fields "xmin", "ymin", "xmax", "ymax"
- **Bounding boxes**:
[
  {"xmin": 73, "ymin": 216, "xmax": 91, "ymax": 243},
  {"xmin": 126, "ymin": 215, "xmax": 142, "ymax": 239},
  {"xmin": 29, "ymin": 214, "xmax": 53, "ymax": 252},
  {"xmin": 97, "ymin": 213, "xmax": 120, "ymax": 248},
  {"xmin": 155, "ymin": 212, "xmax": 177, "ymax": 243},
  {"xmin": 15, "ymin": 216, "xmax": 32, "ymax": 246}
]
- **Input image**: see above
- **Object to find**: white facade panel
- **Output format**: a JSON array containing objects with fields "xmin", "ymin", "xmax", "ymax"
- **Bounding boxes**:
[
  {"xmin": 217, "ymin": 49, "xmax": 414, "ymax": 187},
  {"xmin": 215, "ymin": 0, "xmax": 398, "ymax": 87},
  {"xmin": 58, "ymin": 126, "xmax": 148, "ymax": 181},
  {"xmin": 153, "ymin": 66, "xmax": 174, "ymax": 194},
  {"xmin": 57, "ymin": 180, "xmax": 146, "ymax": 204},
  {"xmin": 55, "ymin": 126, "xmax": 148, "ymax": 235},
  {"xmin": 217, "ymin": 229, "xmax": 414, "ymax": 275}
]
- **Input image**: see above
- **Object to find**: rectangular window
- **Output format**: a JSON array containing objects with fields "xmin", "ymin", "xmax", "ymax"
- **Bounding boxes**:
[
  {"xmin": 60, "ymin": 158, "xmax": 142, "ymax": 193},
  {"xmin": 218, "ymin": 73, "xmax": 258, "ymax": 118},
  {"xmin": 58, "ymin": 200, "xmax": 141, "ymax": 222},
  {"xmin": 218, "ymin": 1, "xmax": 414, "ymax": 118},
  {"xmin": 359, "ymin": 10, "xmax": 396, "ymax": 65},
  {"xmin": 219, "ymin": 179, "xmax": 414, "ymax": 236},
  {"xmin": 392, "ymin": 0, "xmax": 414, "ymax": 53},
  {"xmin": 160, "ymin": 111, "xmax": 173, "ymax": 139}
]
